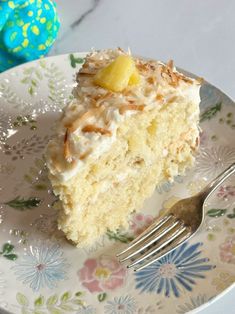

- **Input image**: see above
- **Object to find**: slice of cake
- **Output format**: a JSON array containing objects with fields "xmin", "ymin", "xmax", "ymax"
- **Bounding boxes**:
[{"xmin": 46, "ymin": 48, "xmax": 201, "ymax": 246}]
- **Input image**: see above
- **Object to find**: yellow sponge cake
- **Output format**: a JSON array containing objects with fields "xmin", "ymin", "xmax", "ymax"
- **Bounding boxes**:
[{"xmin": 46, "ymin": 49, "xmax": 201, "ymax": 246}]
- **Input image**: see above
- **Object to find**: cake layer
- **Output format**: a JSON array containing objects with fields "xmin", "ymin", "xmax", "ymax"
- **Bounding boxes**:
[{"xmin": 46, "ymin": 49, "xmax": 201, "ymax": 246}]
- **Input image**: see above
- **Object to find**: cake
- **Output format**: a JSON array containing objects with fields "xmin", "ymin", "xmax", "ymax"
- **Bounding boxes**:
[{"xmin": 46, "ymin": 48, "xmax": 201, "ymax": 246}]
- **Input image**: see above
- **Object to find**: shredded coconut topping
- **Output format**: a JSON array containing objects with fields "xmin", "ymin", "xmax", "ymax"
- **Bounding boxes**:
[{"xmin": 46, "ymin": 49, "xmax": 201, "ymax": 181}]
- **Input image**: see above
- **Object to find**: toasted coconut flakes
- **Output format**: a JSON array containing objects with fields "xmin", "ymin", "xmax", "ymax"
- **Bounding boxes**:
[
  {"xmin": 102, "ymin": 91, "xmax": 113, "ymax": 99},
  {"xmin": 174, "ymin": 72, "xmax": 194, "ymax": 84},
  {"xmin": 70, "ymin": 105, "xmax": 77, "ymax": 112},
  {"xmin": 147, "ymin": 77, "xmax": 155, "ymax": 85},
  {"xmin": 159, "ymin": 62, "xmax": 180, "ymax": 87},
  {"xmin": 63, "ymin": 129, "xmax": 73, "ymax": 162},
  {"xmin": 136, "ymin": 61, "xmax": 149, "ymax": 72},
  {"xmin": 117, "ymin": 47, "xmax": 125, "ymax": 53},
  {"xmin": 82, "ymin": 124, "xmax": 112, "ymax": 136},
  {"xmin": 53, "ymin": 159, "xmax": 62, "ymax": 172},
  {"xmin": 168, "ymin": 96, "xmax": 178, "ymax": 103},
  {"xmin": 156, "ymin": 94, "xmax": 164, "ymax": 102},
  {"xmin": 83, "ymin": 62, "xmax": 89, "ymax": 68},
  {"xmin": 133, "ymin": 157, "xmax": 144, "ymax": 165},
  {"xmin": 119, "ymin": 104, "xmax": 145, "ymax": 115},
  {"xmin": 167, "ymin": 64, "xmax": 179, "ymax": 87},
  {"xmin": 93, "ymin": 94, "xmax": 102, "ymax": 101},
  {"xmin": 149, "ymin": 64, "xmax": 156, "ymax": 71},
  {"xmin": 179, "ymin": 75, "xmax": 193, "ymax": 84},
  {"xmin": 169, "ymin": 72, "xmax": 179, "ymax": 87},
  {"xmin": 166, "ymin": 59, "xmax": 174, "ymax": 70},
  {"xmin": 92, "ymin": 92, "xmax": 113, "ymax": 105},
  {"xmin": 76, "ymin": 69, "xmax": 97, "ymax": 81},
  {"xmin": 79, "ymin": 148, "xmax": 93, "ymax": 160},
  {"xmin": 89, "ymin": 98, "xmax": 98, "ymax": 107},
  {"xmin": 64, "ymin": 129, "xmax": 69, "ymax": 142},
  {"xmin": 59, "ymin": 111, "xmax": 66, "ymax": 122},
  {"xmin": 95, "ymin": 92, "xmax": 113, "ymax": 106},
  {"xmin": 123, "ymin": 90, "xmax": 134, "ymax": 97},
  {"xmin": 177, "ymin": 145, "xmax": 184, "ymax": 153},
  {"xmin": 67, "ymin": 107, "xmax": 105, "ymax": 132},
  {"xmin": 78, "ymin": 72, "xmax": 95, "ymax": 76},
  {"xmin": 196, "ymin": 77, "xmax": 204, "ymax": 84},
  {"xmin": 190, "ymin": 140, "xmax": 198, "ymax": 152},
  {"xmin": 51, "ymin": 154, "xmax": 63, "ymax": 172}
]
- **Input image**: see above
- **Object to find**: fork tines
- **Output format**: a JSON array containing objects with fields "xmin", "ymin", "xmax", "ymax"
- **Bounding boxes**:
[{"xmin": 117, "ymin": 214, "xmax": 191, "ymax": 272}]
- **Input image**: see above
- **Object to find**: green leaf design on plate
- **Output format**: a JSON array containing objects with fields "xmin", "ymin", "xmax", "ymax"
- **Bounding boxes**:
[
  {"xmin": 16, "ymin": 290, "xmax": 87, "ymax": 314},
  {"xmin": 227, "ymin": 214, "xmax": 235, "ymax": 219},
  {"xmin": 12, "ymin": 114, "xmax": 37, "ymax": 131},
  {"xmin": 97, "ymin": 292, "xmax": 107, "ymax": 302},
  {"xmin": 0, "ymin": 243, "xmax": 18, "ymax": 260},
  {"xmin": 200, "ymin": 102, "xmax": 222, "ymax": 123},
  {"xmin": 4, "ymin": 253, "xmax": 18, "ymax": 261},
  {"xmin": 16, "ymin": 291, "xmax": 87, "ymax": 314},
  {"xmin": 46, "ymin": 294, "xmax": 58, "ymax": 306},
  {"xmin": 207, "ymin": 208, "xmax": 227, "ymax": 217},
  {"xmin": 34, "ymin": 295, "xmax": 45, "ymax": 307},
  {"xmin": 43, "ymin": 62, "xmax": 67, "ymax": 106},
  {"xmin": 69, "ymin": 54, "xmax": 84, "ymax": 68},
  {"xmin": 106, "ymin": 229, "xmax": 134, "ymax": 243},
  {"xmin": 21, "ymin": 66, "xmax": 43, "ymax": 96},
  {"xmin": 207, "ymin": 233, "xmax": 216, "ymax": 241},
  {"xmin": 16, "ymin": 292, "xmax": 29, "ymax": 306},
  {"xmin": 60, "ymin": 291, "xmax": 71, "ymax": 302},
  {"xmin": 0, "ymin": 82, "xmax": 31, "ymax": 112},
  {"xmin": 2, "ymin": 243, "xmax": 14, "ymax": 254},
  {"xmin": 24, "ymin": 157, "xmax": 49, "ymax": 191},
  {"xmin": 4, "ymin": 196, "xmax": 41, "ymax": 210},
  {"xmin": 227, "ymin": 208, "xmax": 235, "ymax": 219}
]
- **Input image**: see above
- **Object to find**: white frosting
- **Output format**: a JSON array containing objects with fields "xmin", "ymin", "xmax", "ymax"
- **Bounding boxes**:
[{"xmin": 46, "ymin": 49, "xmax": 201, "ymax": 182}]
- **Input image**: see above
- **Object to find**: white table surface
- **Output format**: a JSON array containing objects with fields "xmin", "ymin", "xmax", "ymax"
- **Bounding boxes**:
[{"xmin": 51, "ymin": 1, "xmax": 235, "ymax": 313}]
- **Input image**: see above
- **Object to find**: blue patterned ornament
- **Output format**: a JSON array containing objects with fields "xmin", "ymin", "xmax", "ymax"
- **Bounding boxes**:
[{"xmin": 0, "ymin": 0, "xmax": 60, "ymax": 72}]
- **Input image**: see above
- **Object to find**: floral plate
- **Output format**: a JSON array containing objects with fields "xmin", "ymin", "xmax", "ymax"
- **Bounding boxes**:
[{"xmin": 0, "ymin": 53, "xmax": 235, "ymax": 314}]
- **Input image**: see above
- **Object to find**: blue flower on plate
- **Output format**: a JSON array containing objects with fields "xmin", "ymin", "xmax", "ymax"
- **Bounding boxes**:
[
  {"xmin": 176, "ymin": 294, "xmax": 214, "ymax": 313},
  {"xmin": 135, "ymin": 242, "xmax": 215, "ymax": 297},
  {"xmin": 104, "ymin": 295, "xmax": 136, "ymax": 314},
  {"xmin": 13, "ymin": 242, "xmax": 68, "ymax": 291}
]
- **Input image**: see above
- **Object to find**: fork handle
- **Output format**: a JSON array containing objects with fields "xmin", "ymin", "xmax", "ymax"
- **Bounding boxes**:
[{"xmin": 201, "ymin": 162, "xmax": 235, "ymax": 200}]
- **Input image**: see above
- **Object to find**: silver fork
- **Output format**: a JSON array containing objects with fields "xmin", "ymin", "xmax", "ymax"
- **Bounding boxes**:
[{"xmin": 117, "ymin": 163, "xmax": 235, "ymax": 271}]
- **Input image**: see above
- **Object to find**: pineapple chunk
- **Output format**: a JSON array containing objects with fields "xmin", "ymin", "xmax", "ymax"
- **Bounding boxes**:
[
  {"xmin": 128, "ymin": 68, "xmax": 140, "ymax": 85},
  {"xmin": 94, "ymin": 55, "xmax": 140, "ymax": 92}
]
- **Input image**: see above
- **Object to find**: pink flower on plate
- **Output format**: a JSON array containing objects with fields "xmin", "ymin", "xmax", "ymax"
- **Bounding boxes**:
[
  {"xmin": 217, "ymin": 185, "xmax": 235, "ymax": 200},
  {"xmin": 130, "ymin": 213, "xmax": 154, "ymax": 236},
  {"xmin": 219, "ymin": 235, "xmax": 235, "ymax": 264},
  {"xmin": 78, "ymin": 255, "xmax": 126, "ymax": 293}
]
